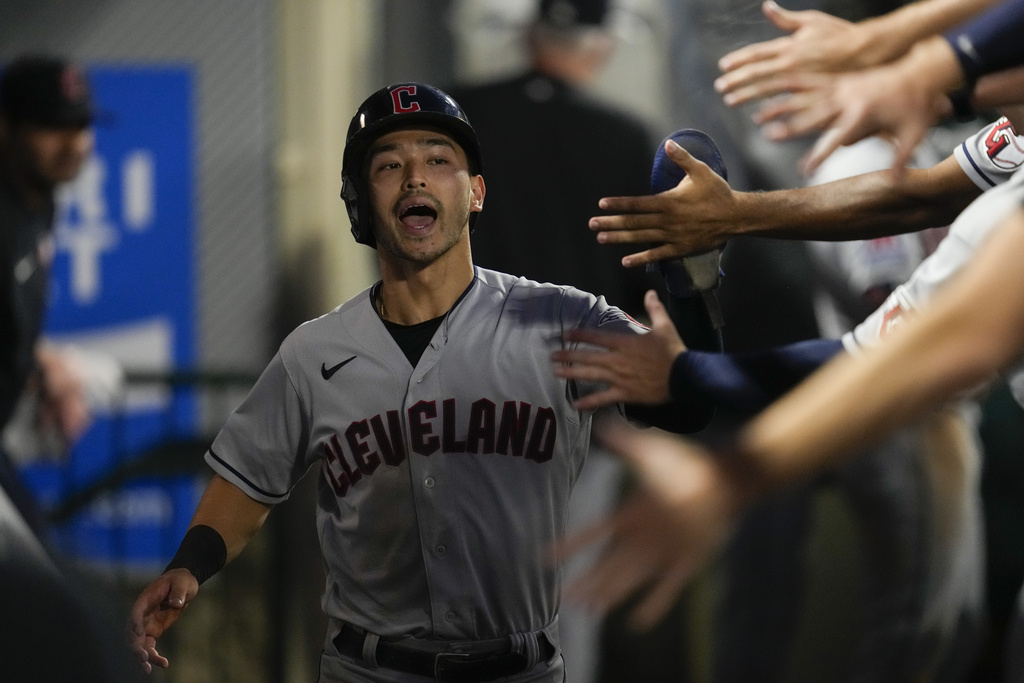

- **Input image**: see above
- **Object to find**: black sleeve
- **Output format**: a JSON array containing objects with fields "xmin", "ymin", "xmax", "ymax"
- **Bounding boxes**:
[
  {"xmin": 944, "ymin": 0, "xmax": 1024, "ymax": 86},
  {"xmin": 669, "ymin": 338, "xmax": 844, "ymax": 415}
]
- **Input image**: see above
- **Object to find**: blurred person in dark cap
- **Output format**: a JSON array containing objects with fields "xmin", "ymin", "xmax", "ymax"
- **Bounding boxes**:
[
  {"xmin": 450, "ymin": 0, "xmax": 662, "ymax": 320},
  {"xmin": 0, "ymin": 53, "xmax": 142, "ymax": 683},
  {"xmin": 0, "ymin": 53, "xmax": 95, "ymax": 542}
]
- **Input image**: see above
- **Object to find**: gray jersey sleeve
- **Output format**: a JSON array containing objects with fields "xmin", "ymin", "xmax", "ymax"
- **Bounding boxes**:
[{"xmin": 205, "ymin": 347, "xmax": 312, "ymax": 505}]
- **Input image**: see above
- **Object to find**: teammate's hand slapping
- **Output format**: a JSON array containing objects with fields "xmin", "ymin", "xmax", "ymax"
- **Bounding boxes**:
[
  {"xmin": 715, "ymin": 1, "xmax": 873, "ymax": 107},
  {"xmin": 552, "ymin": 290, "xmax": 686, "ymax": 410},
  {"xmin": 129, "ymin": 568, "xmax": 199, "ymax": 673},
  {"xmin": 587, "ymin": 141, "xmax": 742, "ymax": 267},
  {"xmin": 756, "ymin": 36, "xmax": 955, "ymax": 175},
  {"xmin": 552, "ymin": 416, "xmax": 744, "ymax": 631}
]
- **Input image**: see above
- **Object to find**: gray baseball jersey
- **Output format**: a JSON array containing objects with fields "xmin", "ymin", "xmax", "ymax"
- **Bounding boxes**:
[
  {"xmin": 844, "ymin": 117, "xmax": 1024, "ymax": 405},
  {"xmin": 204, "ymin": 266, "xmax": 645, "ymax": 682}
]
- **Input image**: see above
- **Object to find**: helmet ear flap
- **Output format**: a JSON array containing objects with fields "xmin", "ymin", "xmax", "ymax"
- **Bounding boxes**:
[{"xmin": 341, "ymin": 173, "xmax": 376, "ymax": 247}]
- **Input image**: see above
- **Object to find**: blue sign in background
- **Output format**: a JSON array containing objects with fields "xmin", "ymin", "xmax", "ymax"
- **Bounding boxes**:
[
  {"xmin": 48, "ymin": 68, "xmax": 195, "ymax": 336},
  {"xmin": 20, "ymin": 66, "xmax": 203, "ymax": 570}
]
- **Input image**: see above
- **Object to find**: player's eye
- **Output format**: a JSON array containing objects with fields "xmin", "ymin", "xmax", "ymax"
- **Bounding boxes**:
[{"xmin": 373, "ymin": 160, "xmax": 401, "ymax": 173}]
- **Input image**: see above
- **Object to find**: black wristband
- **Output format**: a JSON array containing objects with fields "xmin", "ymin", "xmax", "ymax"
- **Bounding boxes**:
[{"xmin": 165, "ymin": 524, "xmax": 227, "ymax": 585}]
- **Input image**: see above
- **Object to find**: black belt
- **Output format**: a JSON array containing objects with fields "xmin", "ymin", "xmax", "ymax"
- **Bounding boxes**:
[{"xmin": 333, "ymin": 624, "xmax": 555, "ymax": 682}]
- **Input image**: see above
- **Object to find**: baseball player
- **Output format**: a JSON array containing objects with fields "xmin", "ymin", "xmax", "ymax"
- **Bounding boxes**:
[{"xmin": 128, "ymin": 82, "xmax": 717, "ymax": 682}]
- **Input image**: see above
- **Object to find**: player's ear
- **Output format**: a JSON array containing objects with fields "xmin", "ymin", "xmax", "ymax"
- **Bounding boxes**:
[{"xmin": 470, "ymin": 174, "xmax": 485, "ymax": 213}]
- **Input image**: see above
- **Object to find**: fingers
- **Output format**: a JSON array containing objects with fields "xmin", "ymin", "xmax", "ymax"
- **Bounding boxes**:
[
  {"xmin": 715, "ymin": 3, "xmax": 802, "ymax": 95},
  {"xmin": 762, "ymin": 0, "xmax": 800, "ymax": 31},
  {"xmin": 764, "ymin": 102, "xmax": 840, "ymax": 143},
  {"xmin": 627, "ymin": 558, "xmax": 698, "ymax": 632},
  {"xmin": 643, "ymin": 290, "xmax": 669, "ymax": 330},
  {"xmin": 717, "ymin": 37, "xmax": 788, "ymax": 80},
  {"xmin": 799, "ymin": 98, "xmax": 878, "ymax": 175},
  {"xmin": 721, "ymin": 73, "xmax": 799, "ymax": 107},
  {"xmin": 661, "ymin": 139, "xmax": 700, "ymax": 178},
  {"xmin": 132, "ymin": 636, "xmax": 168, "ymax": 675},
  {"xmin": 590, "ymin": 216, "xmax": 669, "ymax": 240},
  {"xmin": 145, "ymin": 643, "xmax": 169, "ymax": 670},
  {"xmin": 888, "ymin": 118, "xmax": 929, "ymax": 176},
  {"xmin": 799, "ymin": 128, "xmax": 845, "ymax": 176},
  {"xmin": 551, "ymin": 356, "xmax": 615, "ymax": 384},
  {"xmin": 562, "ymin": 505, "xmax": 659, "ymax": 613},
  {"xmin": 550, "ymin": 514, "xmax": 616, "ymax": 564},
  {"xmin": 572, "ymin": 389, "xmax": 623, "ymax": 412},
  {"xmin": 597, "ymin": 191, "xmax": 664, "ymax": 214},
  {"xmin": 620, "ymin": 244, "xmax": 687, "ymax": 268},
  {"xmin": 716, "ymin": 57, "xmax": 792, "ymax": 102}
]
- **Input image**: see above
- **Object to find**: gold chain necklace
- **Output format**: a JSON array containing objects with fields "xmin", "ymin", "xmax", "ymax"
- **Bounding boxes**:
[{"xmin": 376, "ymin": 285, "xmax": 387, "ymax": 319}]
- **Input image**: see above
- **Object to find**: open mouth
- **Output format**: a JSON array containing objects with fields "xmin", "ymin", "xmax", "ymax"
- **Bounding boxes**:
[{"xmin": 399, "ymin": 200, "xmax": 438, "ymax": 230}]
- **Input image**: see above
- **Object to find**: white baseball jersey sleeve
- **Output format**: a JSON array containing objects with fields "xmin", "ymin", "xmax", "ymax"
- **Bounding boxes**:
[
  {"xmin": 204, "ymin": 267, "xmax": 647, "ymax": 682},
  {"xmin": 844, "ymin": 123, "xmax": 1024, "ymax": 404},
  {"xmin": 954, "ymin": 117, "xmax": 1024, "ymax": 189}
]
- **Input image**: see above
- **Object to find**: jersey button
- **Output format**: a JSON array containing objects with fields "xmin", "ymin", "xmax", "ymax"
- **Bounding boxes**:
[
  {"xmin": 424, "ymin": 476, "xmax": 435, "ymax": 488},
  {"xmin": 445, "ymin": 611, "xmax": 457, "ymax": 622},
  {"xmin": 435, "ymin": 544, "xmax": 447, "ymax": 557}
]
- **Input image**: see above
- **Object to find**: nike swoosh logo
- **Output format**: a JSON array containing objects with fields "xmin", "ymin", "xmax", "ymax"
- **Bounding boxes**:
[{"xmin": 321, "ymin": 356, "xmax": 357, "ymax": 380}]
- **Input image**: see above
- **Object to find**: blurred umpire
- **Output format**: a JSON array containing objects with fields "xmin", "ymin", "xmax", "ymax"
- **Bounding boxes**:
[
  {"xmin": 0, "ymin": 53, "xmax": 94, "ymax": 539},
  {"xmin": 0, "ymin": 53, "xmax": 139, "ymax": 683}
]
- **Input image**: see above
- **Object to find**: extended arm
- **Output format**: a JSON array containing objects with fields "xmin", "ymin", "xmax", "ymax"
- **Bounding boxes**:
[
  {"xmin": 558, "ymin": 204, "xmax": 1024, "ymax": 630},
  {"xmin": 756, "ymin": 0, "xmax": 1024, "ymax": 173},
  {"xmin": 671, "ymin": 339, "xmax": 842, "ymax": 414},
  {"xmin": 590, "ymin": 141, "xmax": 979, "ymax": 266},
  {"xmin": 555, "ymin": 290, "xmax": 842, "ymax": 414},
  {"xmin": 716, "ymin": 0, "xmax": 998, "ymax": 106},
  {"xmin": 129, "ymin": 475, "xmax": 271, "ymax": 673},
  {"xmin": 733, "ymin": 205, "xmax": 1024, "ymax": 487}
]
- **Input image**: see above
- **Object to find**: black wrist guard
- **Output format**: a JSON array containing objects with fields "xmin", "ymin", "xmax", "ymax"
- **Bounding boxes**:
[{"xmin": 165, "ymin": 524, "xmax": 227, "ymax": 585}]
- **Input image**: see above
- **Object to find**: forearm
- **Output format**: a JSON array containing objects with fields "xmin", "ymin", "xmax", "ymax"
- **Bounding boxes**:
[
  {"xmin": 188, "ymin": 474, "xmax": 271, "ymax": 564},
  {"xmin": 734, "ymin": 157, "xmax": 977, "ymax": 241},
  {"xmin": 670, "ymin": 339, "xmax": 843, "ymax": 414},
  {"xmin": 857, "ymin": 0, "xmax": 998, "ymax": 66},
  {"xmin": 975, "ymin": 68, "xmax": 1024, "ymax": 114},
  {"xmin": 732, "ymin": 206, "xmax": 1024, "ymax": 492}
]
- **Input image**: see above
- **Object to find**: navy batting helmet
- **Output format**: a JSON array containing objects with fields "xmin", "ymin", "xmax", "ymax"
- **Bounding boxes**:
[{"xmin": 340, "ymin": 82, "xmax": 483, "ymax": 247}]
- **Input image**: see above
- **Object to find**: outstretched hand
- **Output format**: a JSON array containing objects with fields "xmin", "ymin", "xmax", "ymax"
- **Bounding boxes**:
[
  {"xmin": 588, "ymin": 141, "xmax": 742, "ymax": 267},
  {"xmin": 796, "ymin": 61, "xmax": 950, "ymax": 176},
  {"xmin": 726, "ymin": 25, "xmax": 957, "ymax": 176},
  {"xmin": 128, "ymin": 569, "xmax": 199, "ymax": 674},
  {"xmin": 553, "ymin": 417, "xmax": 743, "ymax": 631},
  {"xmin": 750, "ymin": 53, "xmax": 951, "ymax": 176},
  {"xmin": 715, "ymin": 1, "xmax": 869, "ymax": 108},
  {"xmin": 552, "ymin": 290, "xmax": 686, "ymax": 410}
]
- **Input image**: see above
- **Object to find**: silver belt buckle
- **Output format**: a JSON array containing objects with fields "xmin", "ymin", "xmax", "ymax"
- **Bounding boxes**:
[{"xmin": 434, "ymin": 651, "xmax": 471, "ymax": 681}]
